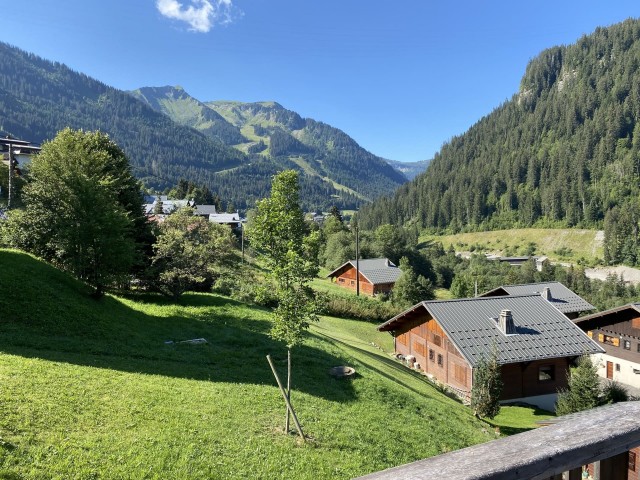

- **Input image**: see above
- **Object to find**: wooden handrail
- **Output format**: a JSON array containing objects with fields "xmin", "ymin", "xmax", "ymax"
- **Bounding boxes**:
[{"xmin": 356, "ymin": 402, "xmax": 640, "ymax": 480}]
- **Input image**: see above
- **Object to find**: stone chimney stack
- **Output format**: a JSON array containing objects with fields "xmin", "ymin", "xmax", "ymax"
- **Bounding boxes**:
[
  {"xmin": 499, "ymin": 309, "xmax": 516, "ymax": 335},
  {"xmin": 542, "ymin": 287, "xmax": 552, "ymax": 301}
]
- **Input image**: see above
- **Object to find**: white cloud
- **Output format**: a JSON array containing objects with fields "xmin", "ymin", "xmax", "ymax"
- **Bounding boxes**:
[{"xmin": 156, "ymin": 0, "xmax": 236, "ymax": 33}]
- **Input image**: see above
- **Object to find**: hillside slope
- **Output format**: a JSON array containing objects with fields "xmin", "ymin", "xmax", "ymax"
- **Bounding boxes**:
[
  {"xmin": 0, "ymin": 249, "xmax": 494, "ymax": 478},
  {"xmin": 360, "ymin": 18, "xmax": 640, "ymax": 261}
]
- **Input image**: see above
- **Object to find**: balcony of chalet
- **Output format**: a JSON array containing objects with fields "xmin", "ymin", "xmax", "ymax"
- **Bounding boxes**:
[{"xmin": 357, "ymin": 401, "xmax": 640, "ymax": 480}]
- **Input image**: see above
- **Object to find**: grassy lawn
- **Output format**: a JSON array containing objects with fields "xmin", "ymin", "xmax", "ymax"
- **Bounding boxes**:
[
  {"xmin": 426, "ymin": 228, "xmax": 603, "ymax": 264},
  {"xmin": 0, "ymin": 249, "xmax": 548, "ymax": 479}
]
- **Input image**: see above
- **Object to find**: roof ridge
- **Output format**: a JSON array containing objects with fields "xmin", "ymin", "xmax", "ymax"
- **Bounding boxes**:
[{"xmin": 421, "ymin": 293, "xmax": 545, "ymax": 305}]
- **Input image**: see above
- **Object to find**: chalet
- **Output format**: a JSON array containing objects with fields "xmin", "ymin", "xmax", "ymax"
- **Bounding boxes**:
[
  {"xmin": 484, "ymin": 254, "xmax": 549, "ymax": 271},
  {"xmin": 143, "ymin": 196, "xmax": 221, "ymax": 221},
  {"xmin": 378, "ymin": 294, "xmax": 603, "ymax": 410},
  {"xmin": 480, "ymin": 281, "xmax": 595, "ymax": 319},
  {"xmin": 209, "ymin": 212, "xmax": 242, "ymax": 229},
  {"xmin": 574, "ymin": 304, "xmax": 640, "ymax": 389},
  {"xmin": 327, "ymin": 258, "xmax": 402, "ymax": 296}
]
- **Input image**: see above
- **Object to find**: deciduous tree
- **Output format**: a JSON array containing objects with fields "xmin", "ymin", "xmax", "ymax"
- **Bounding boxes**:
[
  {"xmin": 151, "ymin": 207, "xmax": 236, "ymax": 299},
  {"xmin": 3, "ymin": 129, "xmax": 146, "ymax": 296}
]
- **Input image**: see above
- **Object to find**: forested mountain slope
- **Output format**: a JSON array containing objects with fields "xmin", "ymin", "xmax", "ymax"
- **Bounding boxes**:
[
  {"xmin": 0, "ymin": 42, "xmax": 246, "ymax": 190},
  {"xmin": 360, "ymin": 19, "xmax": 640, "ymax": 265},
  {"xmin": 0, "ymin": 43, "xmax": 401, "ymax": 211},
  {"xmin": 133, "ymin": 87, "xmax": 407, "ymax": 202}
]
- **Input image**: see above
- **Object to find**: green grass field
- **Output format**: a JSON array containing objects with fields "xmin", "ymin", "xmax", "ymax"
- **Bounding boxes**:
[
  {"xmin": 0, "ymin": 249, "xmax": 552, "ymax": 478},
  {"xmin": 425, "ymin": 228, "xmax": 603, "ymax": 264}
]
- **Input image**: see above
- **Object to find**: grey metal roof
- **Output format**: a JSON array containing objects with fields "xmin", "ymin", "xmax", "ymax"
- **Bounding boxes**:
[
  {"xmin": 379, "ymin": 294, "xmax": 603, "ymax": 367},
  {"xmin": 327, "ymin": 258, "xmax": 402, "ymax": 285},
  {"xmin": 209, "ymin": 213, "xmax": 241, "ymax": 224},
  {"xmin": 195, "ymin": 205, "xmax": 218, "ymax": 216},
  {"xmin": 481, "ymin": 281, "xmax": 595, "ymax": 314}
]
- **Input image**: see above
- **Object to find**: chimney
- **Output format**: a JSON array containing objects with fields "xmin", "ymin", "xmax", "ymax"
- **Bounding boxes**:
[
  {"xmin": 499, "ymin": 309, "xmax": 516, "ymax": 335},
  {"xmin": 542, "ymin": 287, "xmax": 552, "ymax": 301}
]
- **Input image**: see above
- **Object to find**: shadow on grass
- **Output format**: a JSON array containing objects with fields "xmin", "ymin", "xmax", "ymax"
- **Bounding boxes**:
[
  {"xmin": 0, "ymin": 251, "xmax": 356, "ymax": 402},
  {"xmin": 312, "ymin": 329, "xmax": 464, "ymax": 408}
]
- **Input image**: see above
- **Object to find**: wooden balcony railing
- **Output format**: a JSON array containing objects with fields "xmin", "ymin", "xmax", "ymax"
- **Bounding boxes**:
[{"xmin": 356, "ymin": 401, "xmax": 640, "ymax": 480}]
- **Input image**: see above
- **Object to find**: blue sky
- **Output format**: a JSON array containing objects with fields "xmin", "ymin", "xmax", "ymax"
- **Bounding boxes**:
[{"xmin": 2, "ymin": 1, "xmax": 640, "ymax": 162}]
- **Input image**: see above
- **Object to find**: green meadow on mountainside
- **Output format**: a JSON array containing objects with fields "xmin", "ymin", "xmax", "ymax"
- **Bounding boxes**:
[{"xmin": 0, "ymin": 249, "xmax": 516, "ymax": 479}]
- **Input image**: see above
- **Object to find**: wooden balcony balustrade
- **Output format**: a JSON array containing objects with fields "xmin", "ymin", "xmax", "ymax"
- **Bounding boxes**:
[{"xmin": 356, "ymin": 402, "xmax": 640, "ymax": 480}]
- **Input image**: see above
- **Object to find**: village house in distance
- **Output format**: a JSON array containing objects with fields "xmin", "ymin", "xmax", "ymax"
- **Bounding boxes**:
[
  {"xmin": 378, "ymin": 294, "xmax": 603, "ymax": 410},
  {"xmin": 143, "ymin": 195, "xmax": 242, "ymax": 228},
  {"xmin": 327, "ymin": 258, "xmax": 402, "ymax": 296}
]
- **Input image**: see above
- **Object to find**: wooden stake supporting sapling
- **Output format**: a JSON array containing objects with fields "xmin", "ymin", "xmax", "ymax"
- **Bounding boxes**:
[{"xmin": 267, "ymin": 354, "xmax": 305, "ymax": 442}]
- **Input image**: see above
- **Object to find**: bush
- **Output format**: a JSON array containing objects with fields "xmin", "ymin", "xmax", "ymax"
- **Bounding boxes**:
[
  {"xmin": 601, "ymin": 380, "xmax": 629, "ymax": 404},
  {"xmin": 322, "ymin": 292, "xmax": 401, "ymax": 323}
]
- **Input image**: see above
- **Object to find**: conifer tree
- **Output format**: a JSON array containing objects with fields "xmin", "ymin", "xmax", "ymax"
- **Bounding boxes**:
[{"xmin": 471, "ymin": 347, "xmax": 503, "ymax": 419}]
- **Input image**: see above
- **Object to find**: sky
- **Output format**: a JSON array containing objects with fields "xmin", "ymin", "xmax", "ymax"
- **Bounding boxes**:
[{"xmin": 2, "ymin": 1, "xmax": 640, "ymax": 162}]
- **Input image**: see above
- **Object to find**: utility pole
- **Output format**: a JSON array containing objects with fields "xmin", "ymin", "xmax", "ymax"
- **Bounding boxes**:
[
  {"xmin": 355, "ymin": 224, "xmax": 360, "ymax": 296},
  {"xmin": 7, "ymin": 142, "xmax": 13, "ymax": 209}
]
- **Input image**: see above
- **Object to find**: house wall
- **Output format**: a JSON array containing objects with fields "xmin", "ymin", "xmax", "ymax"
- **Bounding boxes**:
[
  {"xmin": 500, "ymin": 357, "xmax": 571, "ymax": 400},
  {"xmin": 333, "ymin": 266, "xmax": 374, "ymax": 296},
  {"xmin": 581, "ymin": 313, "xmax": 640, "ymax": 388},
  {"xmin": 591, "ymin": 353, "xmax": 640, "ymax": 389},
  {"xmin": 394, "ymin": 313, "xmax": 471, "ymax": 396}
]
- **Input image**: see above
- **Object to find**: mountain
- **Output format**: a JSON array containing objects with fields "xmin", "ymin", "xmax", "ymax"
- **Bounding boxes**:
[
  {"xmin": 0, "ymin": 42, "xmax": 246, "ymax": 192},
  {"xmin": 0, "ymin": 43, "xmax": 404, "ymax": 211},
  {"xmin": 131, "ymin": 86, "xmax": 407, "ymax": 203},
  {"xmin": 386, "ymin": 159, "xmax": 431, "ymax": 180},
  {"xmin": 129, "ymin": 86, "xmax": 245, "ymax": 146},
  {"xmin": 359, "ymin": 18, "xmax": 640, "ymax": 259}
]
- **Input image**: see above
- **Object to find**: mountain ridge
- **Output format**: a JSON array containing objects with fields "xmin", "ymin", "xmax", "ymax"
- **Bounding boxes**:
[
  {"xmin": 0, "ymin": 42, "xmax": 406, "ymax": 211},
  {"xmin": 132, "ymin": 85, "xmax": 408, "ymax": 203}
]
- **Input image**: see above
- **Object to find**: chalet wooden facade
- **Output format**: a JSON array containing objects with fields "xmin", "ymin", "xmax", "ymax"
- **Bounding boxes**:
[
  {"xmin": 574, "ymin": 303, "xmax": 640, "ymax": 389},
  {"xmin": 379, "ymin": 294, "xmax": 603, "ymax": 410},
  {"xmin": 327, "ymin": 258, "xmax": 401, "ymax": 296}
]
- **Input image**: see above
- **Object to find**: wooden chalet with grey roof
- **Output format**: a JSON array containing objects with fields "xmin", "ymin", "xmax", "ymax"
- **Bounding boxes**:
[
  {"xmin": 327, "ymin": 258, "xmax": 402, "ymax": 296},
  {"xmin": 378, "ymin": 294, "xmax": 603, "ymax": 410},
  {"xmin": 574, "ymin": 303, "xmax": 640, "ymax": 390},
  {"xmin": 480, "ymin": 281, "xmax": 595, "ymax": 319}
]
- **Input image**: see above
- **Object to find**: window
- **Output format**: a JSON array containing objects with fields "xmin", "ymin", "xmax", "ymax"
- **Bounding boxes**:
[
  {"xmin": 616, "ymin": 363, "xmax": 620, "ymax": 372},
  {"xmin": 624, "ymin": 340, "xmax": 631, "ymax": 350},
  {"xmin": 437, "ymin": 354, "xmax": 443, "ymax": 366},
  {"xmin": 338, "ymin": 278, "xmax": 345, "ymax": 283},
  {"xmin": 630, "ymin": 451, "xmax": 636, "ymax": 472},
  {"xmin": 538, "ymin": 365, "xmax": 555, "ymax": 382},
  {"xmin": 433, "ymin": 334, "xmax": 442, "ymax": 347},
  {"xmin": 637, "ymin": 343, "xmax": 640, "ymax": 353},
  {"xmin": 429, "ymin": 349, "xmax": 434, "ymax": 361},
  {"xmin": 601, "ymin": 334, "xmax": 620, "ymax": 347}
]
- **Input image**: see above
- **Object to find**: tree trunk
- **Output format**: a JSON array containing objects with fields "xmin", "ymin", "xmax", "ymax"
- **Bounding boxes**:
[{"xmin": 285, "ymin": 348, "xmax": 291, "ymax": 433}]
